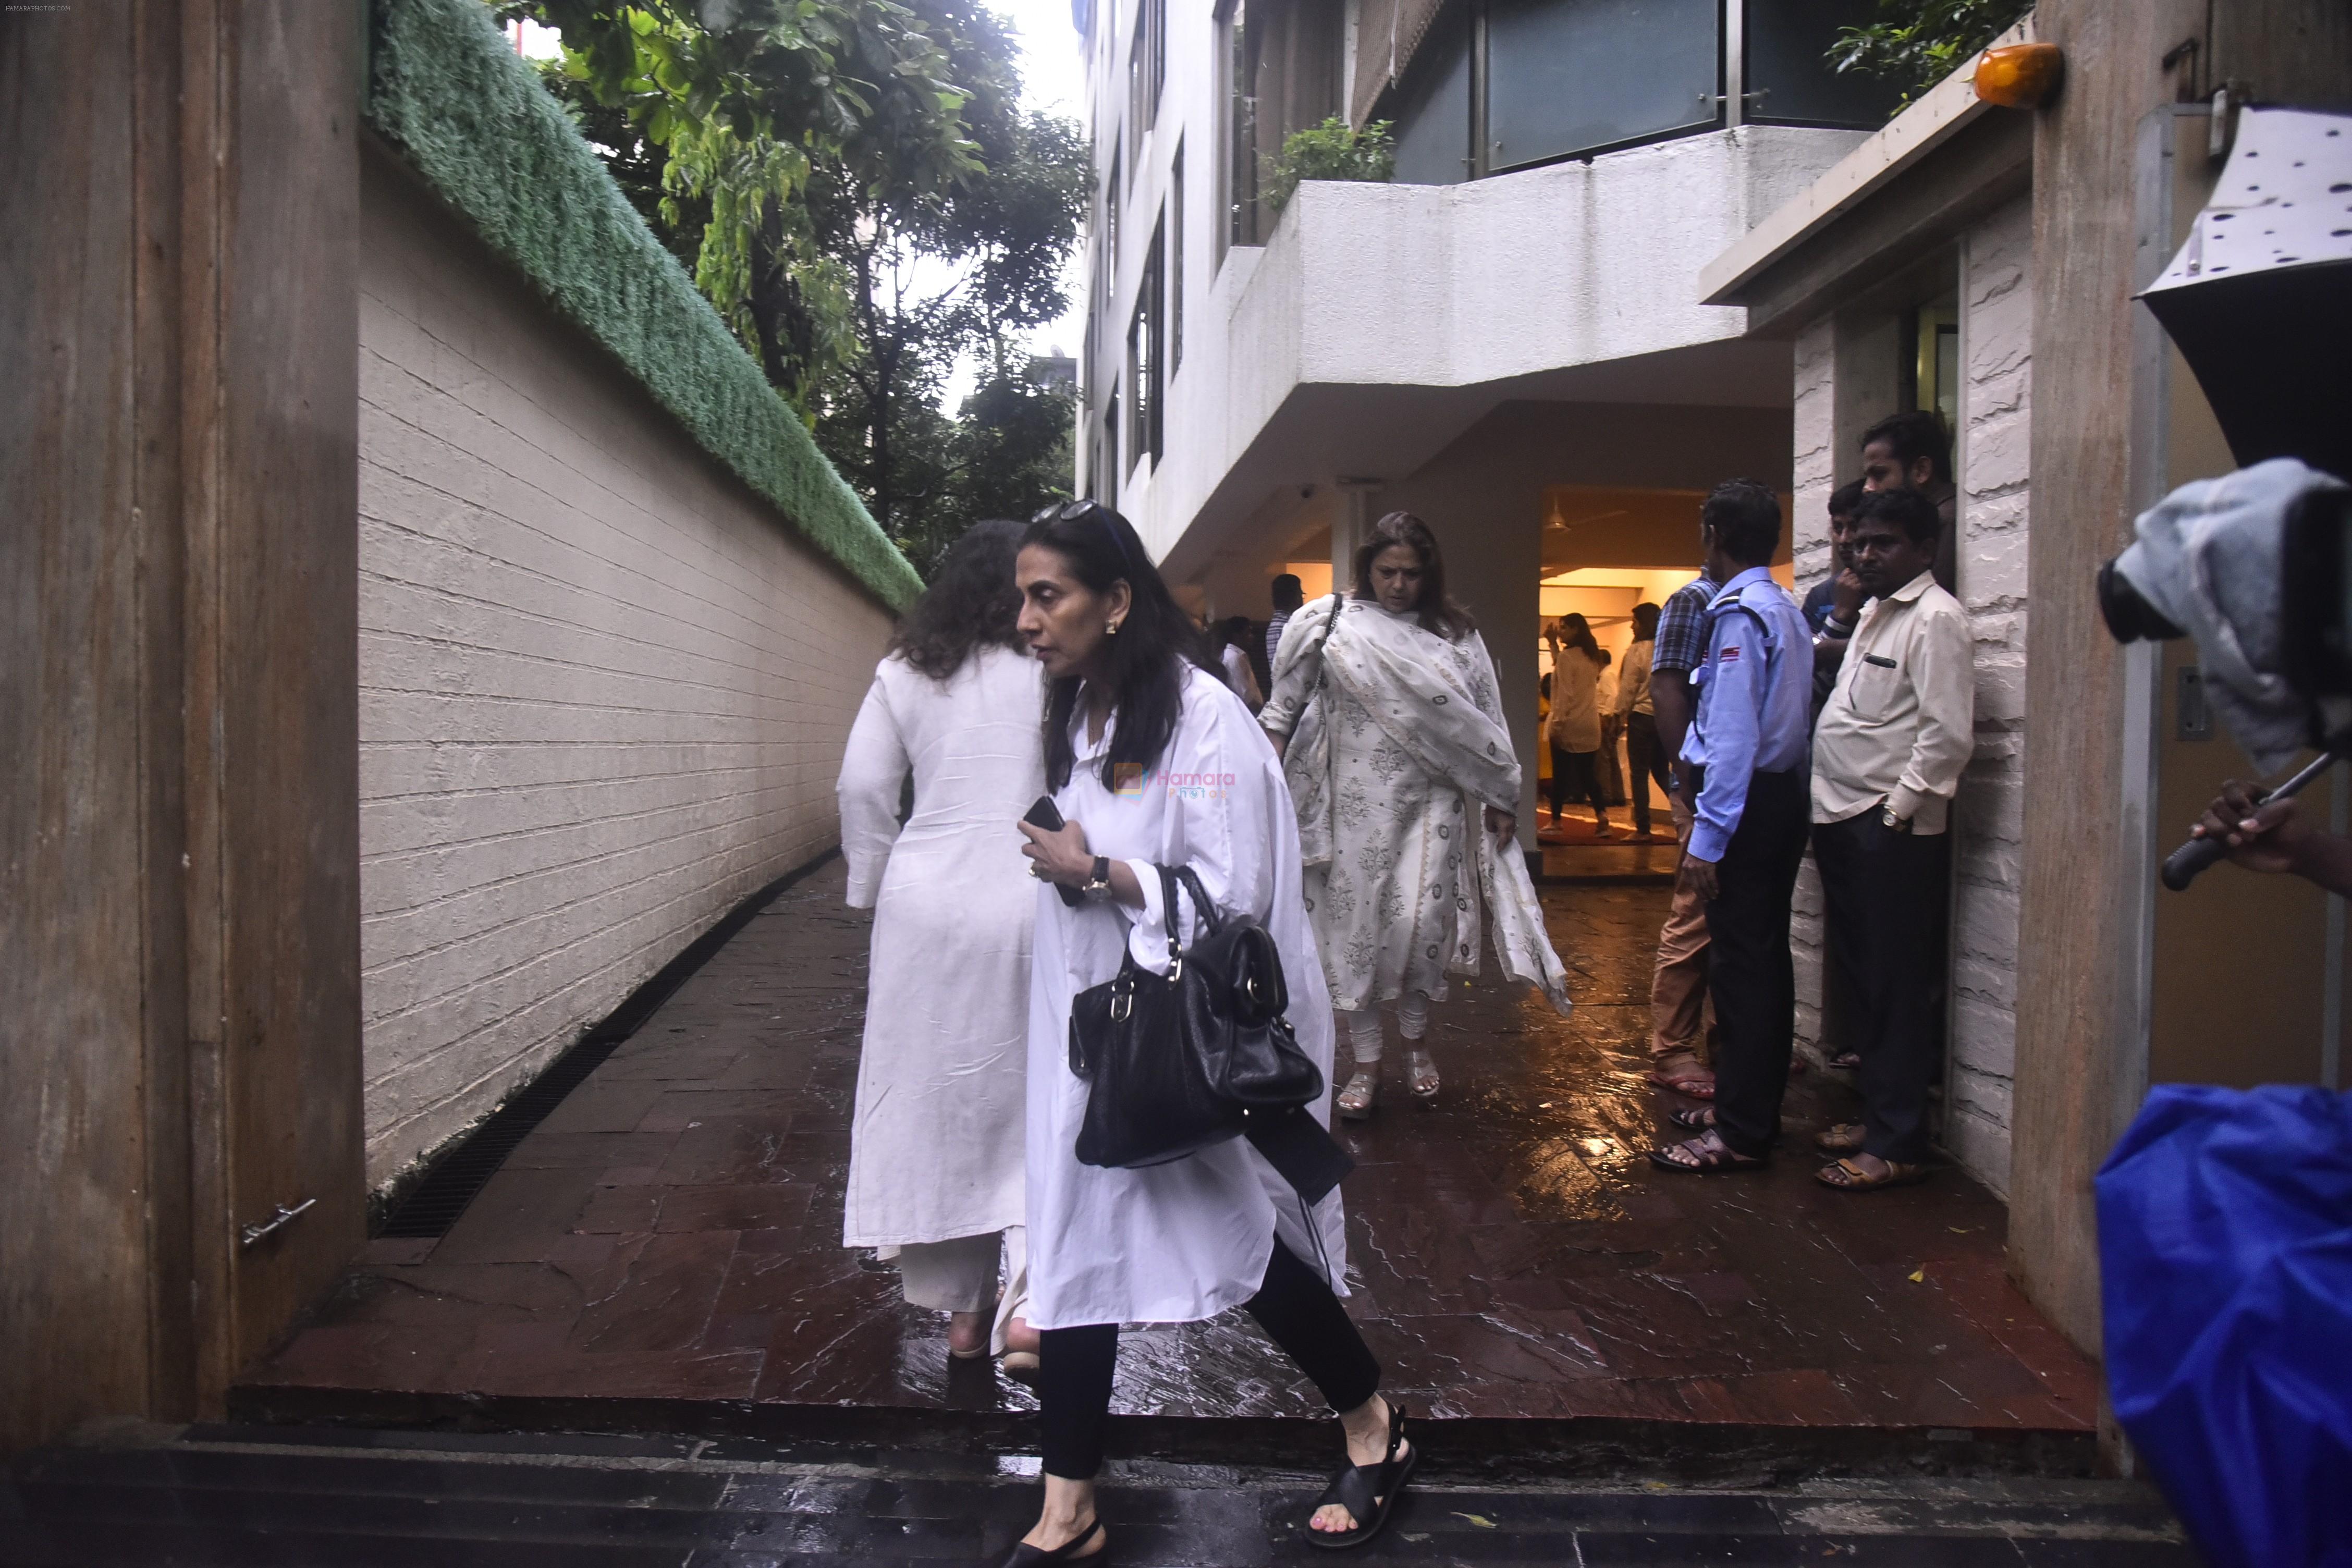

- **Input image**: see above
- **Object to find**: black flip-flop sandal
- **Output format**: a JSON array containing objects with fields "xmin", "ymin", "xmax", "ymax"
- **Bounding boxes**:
[
  {"xmin": 1303, "ymin": 1402, "xmax": 1418, "ymax": 1551},
  {"xmin": 1667, "ymin": 1106, "xmax": 1715, "ymax": 1131}
]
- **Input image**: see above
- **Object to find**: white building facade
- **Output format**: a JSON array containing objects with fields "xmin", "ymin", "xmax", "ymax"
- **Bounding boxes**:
[{"xmin": 1073, "ymin": 0, "xmax": 1903, "ymax": 830}]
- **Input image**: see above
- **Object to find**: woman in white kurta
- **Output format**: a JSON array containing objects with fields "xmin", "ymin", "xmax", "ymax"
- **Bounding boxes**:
[
  {"xmin": 836, "ymin": 520, "xmax": 1044, "ymax": 1363},
  {"xmin": 1261, "ymin": 512, "xmax": 1573, "ymax": 1120},
  {"xmin": 1000, "ymin": 502, "xmax": 1415, "ymax": 1565},
  {"xmin": 1544, "ymin": 615, "xmax": 1615, "ymax": 837}
]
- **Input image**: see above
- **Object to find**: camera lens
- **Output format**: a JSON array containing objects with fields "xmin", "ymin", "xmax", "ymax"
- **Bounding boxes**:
[{"xmin": 2097, "ymin": 558, "xmax": 2187, "ymax": 644}]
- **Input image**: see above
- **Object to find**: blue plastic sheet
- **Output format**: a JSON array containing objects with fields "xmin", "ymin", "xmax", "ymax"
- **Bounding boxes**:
[{"xmin": 2098, "ymin": 1084, "xmax": 2352, "ymax": 1568}]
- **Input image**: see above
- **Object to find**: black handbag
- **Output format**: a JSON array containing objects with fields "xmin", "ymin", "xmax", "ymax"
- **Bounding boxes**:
[{"xmin": 1068, "ymin": 866, "xmax": 1352, "ymax": 1204}]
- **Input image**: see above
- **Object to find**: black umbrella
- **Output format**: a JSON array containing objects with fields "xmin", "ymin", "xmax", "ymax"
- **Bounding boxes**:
[{"xmin": 2138, "ymin": 106, "xmax": 2352, "ymax": 484}]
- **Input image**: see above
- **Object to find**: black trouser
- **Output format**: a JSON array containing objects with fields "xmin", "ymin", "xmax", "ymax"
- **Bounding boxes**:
[
  {"xmin": 1699, "ymin": 768, "xmax": 1812, "ymax": 1160},
  {"xmin": 1037, "ymin": 1240, "xmax": 1380, "ymax": 1480},
  {"xmin": 1812, "ymin": 812, "xmax": 1951, "ymax": 1163},
  {"xmin": 1548, "ymin": 744, "xmax": 1607, "ymax": 821},
  {"xmin": 1623, "ymin": 712, "xmax": 1670, "ymax": 835}
]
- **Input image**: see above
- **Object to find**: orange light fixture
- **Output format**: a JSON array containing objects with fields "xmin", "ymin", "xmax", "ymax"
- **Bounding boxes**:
[{"xmin": 1974, "ymin": 42, "xmax": 2063, "ymax": 108}]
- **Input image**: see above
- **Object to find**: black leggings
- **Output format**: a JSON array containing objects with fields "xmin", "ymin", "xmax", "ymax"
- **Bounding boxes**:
[
  {"xmin": 1548, "ymin": 744, "xmax": 1608, "ymax": 820},
  {"xmin": 1037, "ymin": 1240, "xmax": 1380, "ymax": 1480}
]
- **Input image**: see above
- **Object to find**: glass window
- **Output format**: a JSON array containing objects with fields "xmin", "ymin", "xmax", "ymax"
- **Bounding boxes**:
[
  {"xmin": 1170, "ymin": 142, "xmax": 1185, "ymax": 372},
  {"xmin": 1225, "ymin": 0, "xmax": 1261, "ymax": 246},
  {"xmin": 1102, "ymin": 395, "xmax": 1120, "ymax": 508},
  {"xmin": 1389, "ymin": 1, "xmax": 1473, "ymax": 186},
  {"xmin": 1128, "ymin": 0, "xmax": 1164, "ymax": 173},
  {"xmin": 1127, "ymin": 220, "xmax": 1165, "ymax": 471},
  {"xmin": 1744, "ymin": 0, "xmax": 1902, "ymax": 127},
  {"xmin": 1486, "ymin": 0, "xmax": 1721, "ymax": 170}
]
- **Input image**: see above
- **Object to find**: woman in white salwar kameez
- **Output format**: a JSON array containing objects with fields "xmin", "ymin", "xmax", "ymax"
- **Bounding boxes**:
[
  {"xmin": 1261, "ymin": 512, "xmax": 1574, "ymax": 1120},
  {"xmin": 999, "ymin": 502, "xmax": 1416, "ymax": 1565},
  {"xmin": 836, "ymin": 520, "xmax": 1045, "ymax": 1366}
]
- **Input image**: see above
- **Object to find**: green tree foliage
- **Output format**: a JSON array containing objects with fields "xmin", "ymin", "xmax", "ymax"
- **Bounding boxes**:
[
  {"xmin": 1827, "ymin": 0, "xmax": 2032, "ymax": 106},
  {"xmin": 1265, "ymin": 117, "xmax": 1394, "ymax": 214},
  {"xmin": 936, "ymin": 362, "xmax": 1076, "ymax": 563},
  {"xmin": 506, "ymin": 0, "xmax": 1086, "ymax": 577}
]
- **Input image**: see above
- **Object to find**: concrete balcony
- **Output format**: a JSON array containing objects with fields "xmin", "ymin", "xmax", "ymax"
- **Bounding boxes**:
[{"xmin": 1140, "ymin": 125, "xmax": 1865, "ymax": 579}]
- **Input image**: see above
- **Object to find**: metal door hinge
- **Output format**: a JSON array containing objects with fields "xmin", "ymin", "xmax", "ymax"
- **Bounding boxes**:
[{"xmin": 240, "ymin": 1198, "xmax": 317, "ymax": 1248}]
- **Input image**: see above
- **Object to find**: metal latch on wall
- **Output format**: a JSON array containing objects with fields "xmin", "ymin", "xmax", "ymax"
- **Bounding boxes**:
[{"xmin": 240, "ymin": 1198, "xmax": 317, "ymax": 1249}]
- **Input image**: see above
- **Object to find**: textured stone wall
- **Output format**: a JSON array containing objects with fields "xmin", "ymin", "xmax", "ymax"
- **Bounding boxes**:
[
  {"xmin": 1944, "ymin": 193, "xmax": 2035, "ymax": 1192},
  {"xmin": 1788, "ymin": 317, "xmax": 1840, "ymax": 1059},
  {"xmin": 355, "ymin": 160, "xmax": 894, "ymax": 1189},
  {"xmin": 1786, "ymin": 194, "xmax": 2032, "ymax": 1195}
]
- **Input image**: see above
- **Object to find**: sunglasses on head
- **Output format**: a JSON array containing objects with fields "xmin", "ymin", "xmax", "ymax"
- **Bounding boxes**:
[{"xmin": 1034, "ymin": 499, "xmax": 1138, "ymax": 574}]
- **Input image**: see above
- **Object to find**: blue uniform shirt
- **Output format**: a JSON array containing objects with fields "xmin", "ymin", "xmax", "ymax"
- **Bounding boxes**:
[{"xmin": 1680, "ymin": 567, "xmax": 1815, "ymax": 863}]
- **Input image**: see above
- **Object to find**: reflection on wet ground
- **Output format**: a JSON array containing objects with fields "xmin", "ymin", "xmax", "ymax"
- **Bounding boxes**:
[{"xmin": 243, "ymin": 861, "xmax": 2096, "ymax": 1447}]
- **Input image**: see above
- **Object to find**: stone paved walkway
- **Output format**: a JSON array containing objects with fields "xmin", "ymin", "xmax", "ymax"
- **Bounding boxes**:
[
  {"xmin": 242, "ymin": 861, "xmax": 2098, "ymax": 1459},
  {"xmin": 5, "ymin": 1424, "xmax": 2190, "ymax": 1566}
]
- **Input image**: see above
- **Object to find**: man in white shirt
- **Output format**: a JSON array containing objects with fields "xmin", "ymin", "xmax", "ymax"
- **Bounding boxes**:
[
  {"xmin": 1613, "ymin": 603, "xmax": 1663, "ymax": 839},
  {"xmin": 1265, "ymin": 574, "xmax": 1303, "ymax": 677},
  {"xmin": 1808, "ymin": 488, "xmax": 1975, "ymax": 1192}
]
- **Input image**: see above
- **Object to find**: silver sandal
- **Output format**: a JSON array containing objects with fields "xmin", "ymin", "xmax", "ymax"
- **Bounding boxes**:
[
  {"xmin": 1337, "ymin": 1070, "xmax": 1378, "ymax": 1120},
  {"xmin": 1406, "ymin": 1048, "xmax": 1440, "ymax": 1104}
]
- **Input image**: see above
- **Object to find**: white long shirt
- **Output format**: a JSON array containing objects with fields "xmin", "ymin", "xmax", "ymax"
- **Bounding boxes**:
[
  {"xmin": 1810, "ymin": 570, "xmax": 1975, "ymax": 832},
  {"xmin": 836, "ymin": 645, "xmax": 1044, "ymax": 1247},
  {"xmin": 1025, "ymin": 662, "xmax": 1345, "ymax": 1329}
]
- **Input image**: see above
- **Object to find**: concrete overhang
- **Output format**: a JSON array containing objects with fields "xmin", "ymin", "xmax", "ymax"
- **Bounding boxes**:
[
  {"xmin": 1144, "ymin": 124, "xmax": 1866, "ymax": 580},
  {"xmin": 1157, "ymin": 340, "xmax": 1796, "ymax": 586},
  {"xmin": 1697, "ymin": 16, "xmax": 2040, "ymax": 335}
]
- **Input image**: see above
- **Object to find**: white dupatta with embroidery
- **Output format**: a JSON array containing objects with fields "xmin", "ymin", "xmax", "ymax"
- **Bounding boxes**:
[{"xmin": 1269, "ymin": 596, "xmax": 1573, "ymax": 1017}]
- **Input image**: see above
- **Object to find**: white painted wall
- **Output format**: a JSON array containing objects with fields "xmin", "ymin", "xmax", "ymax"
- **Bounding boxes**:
[
  {"xmin": 354, "ymin": 163, "xmax": 895, "ymax": 1189},
  {"xmin": 1785, "ymin": 193, "xmax": 2032, "ymax": 1196}
]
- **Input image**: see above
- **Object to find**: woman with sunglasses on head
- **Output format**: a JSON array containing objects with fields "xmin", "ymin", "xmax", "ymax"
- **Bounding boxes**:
[
  {"xmin": 1260, "ymin": 512, "xmax": 1573, "ymax": 1120},
  {"xmin": 1005, "ymin": 501, "xmax": 1412, "ymax": 1564},
  {"xmin": 835, "ymin": 520, "xmax": 1046, "ymax": 1369}
]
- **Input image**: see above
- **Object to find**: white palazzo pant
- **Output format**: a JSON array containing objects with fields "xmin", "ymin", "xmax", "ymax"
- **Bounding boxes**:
[{"xmin": 1340, "ymin": 993, "xmax": 1430, "ymax": 1065}]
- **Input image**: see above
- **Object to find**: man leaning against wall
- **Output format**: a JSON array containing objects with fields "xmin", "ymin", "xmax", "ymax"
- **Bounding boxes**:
[{"xmin": 1808, "ymin": 488, "xmax": 1975, "ymax": 1192}]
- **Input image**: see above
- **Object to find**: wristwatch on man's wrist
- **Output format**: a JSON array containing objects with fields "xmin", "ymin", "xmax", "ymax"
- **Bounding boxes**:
[
  {"xmin": 1881, "ymin": 804, "xmax": 1913, "ymax": 833},
  {"xmin": 1081, "ymin": 855, "xmax": 1113, "ymax": 897}
]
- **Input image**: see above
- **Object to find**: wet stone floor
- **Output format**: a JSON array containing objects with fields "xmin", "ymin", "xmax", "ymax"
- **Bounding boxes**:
[{"xmin": 244, "ymin": 861, "xmax": 2098, "ymax": 1447}]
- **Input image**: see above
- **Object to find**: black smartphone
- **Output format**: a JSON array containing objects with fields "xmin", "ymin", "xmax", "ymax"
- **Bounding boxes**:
[{"xmin": 1023, "ymin": 795, "xmax": 1083, "ymax": 908}]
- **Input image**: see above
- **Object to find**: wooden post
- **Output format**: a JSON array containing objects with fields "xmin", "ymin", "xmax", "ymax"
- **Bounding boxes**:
[
  {"xmin": 2010, "ymin": 0, "xmax": 2352, "ymax": 1381},
  {"xmin": 0, "ymin": 0, "xmax": 364, "ymax": 1450}
]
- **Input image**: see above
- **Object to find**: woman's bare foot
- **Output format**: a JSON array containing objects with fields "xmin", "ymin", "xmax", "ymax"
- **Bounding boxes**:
[
  {"xmin": 1309, "ymin": 1393, "xmax": 1406, "ymax": 1535},
  {"xmin": 1004, "ymin": 1315, "xmax": 1041, "ymax": 1355},
  {"xmin": 1020, "ymin": 1476, "xmax": 1106, "ymax": 1557}
]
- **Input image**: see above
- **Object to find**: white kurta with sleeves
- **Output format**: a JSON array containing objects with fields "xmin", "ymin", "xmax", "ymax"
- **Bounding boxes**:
[
  {"xmin": 1025, "ymin": 663, "xmax": 1346, "ymax": 1330},
  {"xmin": 836, "ymin": 644, "xmax": 1045, "ymax": 1248}
]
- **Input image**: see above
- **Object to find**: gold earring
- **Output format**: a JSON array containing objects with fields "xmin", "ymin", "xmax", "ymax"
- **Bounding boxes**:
[{"xmin": 1106, "ymin": 620, "xmax": 1121, "ymax": 636}]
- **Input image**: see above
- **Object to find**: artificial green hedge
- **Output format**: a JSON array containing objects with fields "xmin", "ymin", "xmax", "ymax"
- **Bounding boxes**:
[{"xmin": 365, "ymin": 0, "xmax": 923, "ymax": 609}]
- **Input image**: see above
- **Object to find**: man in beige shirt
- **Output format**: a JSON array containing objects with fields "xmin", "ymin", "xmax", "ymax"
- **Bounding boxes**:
[{"xmin": 1809, "ymin": 488, "xmax": 1974, "ymax": 1192}]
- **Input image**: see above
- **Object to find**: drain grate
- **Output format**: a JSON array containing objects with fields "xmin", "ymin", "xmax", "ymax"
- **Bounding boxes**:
[{"xmin": 375, "ymin": 848, "xmax": 840, "ymax": 1239}]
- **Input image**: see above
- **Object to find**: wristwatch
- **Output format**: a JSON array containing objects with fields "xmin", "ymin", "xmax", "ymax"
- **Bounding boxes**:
[
  {"xmin": 1081, "ymin": 855, "xmax": 1113, "ymax": 897},
  {"xmin": 1881, "ymin": 805, "xmax": 1913, "ymax": 833}
]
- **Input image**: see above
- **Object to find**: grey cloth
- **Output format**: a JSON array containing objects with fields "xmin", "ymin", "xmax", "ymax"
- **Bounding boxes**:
[
  {"xmin": 895, "ymin": 1232, "xmax": 1002, "ymax": 1313},
  {"xmin": 2111, "ymin": 458, "xmax": 2350, "ymax": 774}
]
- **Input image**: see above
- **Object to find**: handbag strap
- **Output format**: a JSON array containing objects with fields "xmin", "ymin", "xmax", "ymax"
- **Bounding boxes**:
[
  {"xmin": 1173, "ymin": 866, "xmax": 1223, "ymax": 938},
  {"xmin": 1154, "ymin": 864, "xmax": 1226, "ymax": 959}
]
